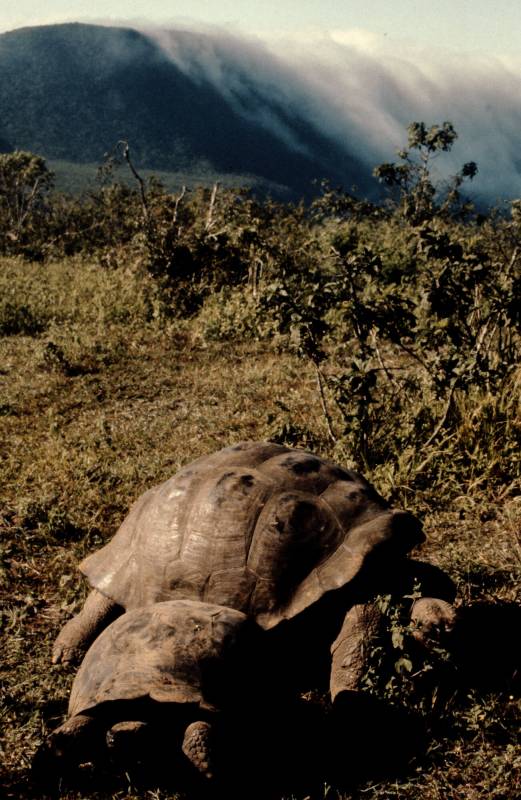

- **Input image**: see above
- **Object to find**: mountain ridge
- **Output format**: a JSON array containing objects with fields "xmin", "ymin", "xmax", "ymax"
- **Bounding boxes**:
[{"xmin": 0, "ymin": 23, "xmax": 369, "ymax": 197}]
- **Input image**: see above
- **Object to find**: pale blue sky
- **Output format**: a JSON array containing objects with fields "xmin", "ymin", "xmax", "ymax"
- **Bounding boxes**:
[{"xmin": 1, "ymin": 0, "xmax": 521, "ymax": 54}]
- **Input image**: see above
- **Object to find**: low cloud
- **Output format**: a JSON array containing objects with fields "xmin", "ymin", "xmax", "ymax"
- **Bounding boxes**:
[{"xmin": 146, "ymin": 25, "xmax": 521, "ymax": 201}]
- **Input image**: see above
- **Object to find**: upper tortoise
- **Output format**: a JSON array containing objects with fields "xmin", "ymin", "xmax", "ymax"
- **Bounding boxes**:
[{"xmin": 53, "ymin": 441, "xmax": 457, "ymax": 700}]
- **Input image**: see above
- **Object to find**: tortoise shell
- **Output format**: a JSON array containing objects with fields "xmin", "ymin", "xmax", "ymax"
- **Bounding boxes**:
[
  {"xmin": 69, "ymin": 600, "xmax": 250, "ymax": 717},
  {"xmin": 81, "ymin": 442, "xmax": 424, "ymax": 629}
]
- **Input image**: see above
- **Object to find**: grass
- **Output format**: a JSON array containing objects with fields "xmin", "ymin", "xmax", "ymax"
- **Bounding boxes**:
[{"xmin": 1, "ymin": 256, "xmax": 519, "ymax": 799}]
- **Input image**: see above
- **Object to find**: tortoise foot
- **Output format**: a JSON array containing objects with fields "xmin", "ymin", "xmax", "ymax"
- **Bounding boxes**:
[
  {"xmin": 182, "ymin": 720, "xmax": 215, "ymax": 779},
  {"xmin": 52, "ymin": 640, "xmax": 84, "ymax": 665}
]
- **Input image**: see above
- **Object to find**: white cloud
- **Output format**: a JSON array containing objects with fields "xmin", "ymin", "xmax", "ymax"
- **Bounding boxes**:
[
  {"xmin": 147, "ymin": 25, "xmax": 521, "ymax": 199},
  {"xmin": 4, "ymin": 18, "xmax": 520, "ymax": 199}
]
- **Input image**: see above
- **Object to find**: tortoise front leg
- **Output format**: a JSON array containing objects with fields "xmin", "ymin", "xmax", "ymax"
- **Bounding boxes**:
[
  {"xmin": 182, "ymin": 720, "xmax": 215, "ymax": 780},
  {"xmin": 328, "ymin": 602, "xmax": 428, "ymax": 782},
  {"xmin": 329, "ymin": 595, "xmax": 457, "ymax": 700},
  {"xmin": 329, "ymin": 602, "xmax": 383, "ymax": 700},
  {"xmin": 52, "ymin": 588, "xmax": 123, "ymax": 664}
]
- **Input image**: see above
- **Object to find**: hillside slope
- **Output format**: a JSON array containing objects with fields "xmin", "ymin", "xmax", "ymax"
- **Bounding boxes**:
[{"xmin": 0, "ymin": 23, "xmax": 367, "ymax": 196}]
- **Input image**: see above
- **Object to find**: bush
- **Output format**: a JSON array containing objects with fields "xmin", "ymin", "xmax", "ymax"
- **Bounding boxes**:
[{"xmin": 0, "ymin": 299, "xmax": 46, "ymax": 336}]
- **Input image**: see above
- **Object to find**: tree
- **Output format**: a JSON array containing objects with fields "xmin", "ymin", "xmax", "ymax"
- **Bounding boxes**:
[
  {"xmin": 373, "ymin": 122, "xmax": 477, "ymax": 223},
  {"xmin": 0, "ymin": 150, "xmax": 54, "ymax": 246}
]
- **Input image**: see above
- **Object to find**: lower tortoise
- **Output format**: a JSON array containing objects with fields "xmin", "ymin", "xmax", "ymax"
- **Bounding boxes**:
[
  {"xmin": 52, "ymin": 441, "xmax": 456, "ymax": 703},
  {"xmin": 36, "ymin": 600, "xmax": 257, "ymax": 780}
]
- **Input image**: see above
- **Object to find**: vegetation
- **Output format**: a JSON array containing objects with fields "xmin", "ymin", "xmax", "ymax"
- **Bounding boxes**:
[{"xmin": 1, "ymin": 124, "xmax": 519, "ymax": 799}]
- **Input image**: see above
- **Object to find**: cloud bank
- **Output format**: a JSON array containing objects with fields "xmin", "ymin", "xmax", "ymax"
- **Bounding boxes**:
[{"xmin": 147, "ymin": 25, "xmax": 521, "ymax": 202}]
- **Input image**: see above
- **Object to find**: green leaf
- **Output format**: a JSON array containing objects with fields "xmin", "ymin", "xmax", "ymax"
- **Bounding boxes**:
[{"xmin": 395, "ymin": 657, "xmax": 413, "ymax": 675}]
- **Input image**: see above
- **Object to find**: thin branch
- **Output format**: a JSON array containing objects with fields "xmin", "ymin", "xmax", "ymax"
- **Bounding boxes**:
[
  {"xmin": 249, "ymin": 257, "xmax": 263, "ymax": 298},
  {"xmin": 507, "ymin": 245, "xmax": 519, "ymax": 274},
  {"xmin": 206, "ymin": 182, "xmax": 219, "ymax": 231},
  {"xmin": 17, "ymin": 176, "xmax": 42, "ymax": 230},
  {"xmin": 422, "ymin": 377, "xmax": 459, "ymax": 451},
  {"xmin": 473, "ymin": 317, "xmax": 492, "ymax": 358},
  {"xmin": 119, "ymin": 140, "xmax": 149, "ymax": 224},
  {"xmin": 371, "ymin": 328, "xmax": 403, "ymax": 394},
  {"xmin": 313, "ymin": 361, "xmax": 337, "ymax": 443},
  {"xmin": 395, "ymin": 340, "xmax": 434, "ymax": 377},
  {"xmin": 173, "ymin": 185, "xmax": 186, "ymax": 225}
]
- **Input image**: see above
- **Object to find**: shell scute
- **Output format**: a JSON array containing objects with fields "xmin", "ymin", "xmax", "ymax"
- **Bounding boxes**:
[
  {"xmin": 178, "ymin": 466, "xmax": 273, "ymax": 572},
  {"xmin": 256, "ymin": 450, "xmax": 340, "ymax": 494},
  {"xmin": 203, "ymin": 567, "xmax": 257, "ymax": 608},
  {"xmin": 247, "ymin": 491, "xmax": 343, "ymax": 614},
  {"xmin": 159, "ymin": 560, "xmax": 206, "ymax": 602}
]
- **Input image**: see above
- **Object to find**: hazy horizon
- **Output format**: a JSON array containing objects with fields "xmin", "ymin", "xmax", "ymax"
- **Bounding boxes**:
[{"xmin": 1, "ymin": 1, "xmax": 521, "ymax": 56}]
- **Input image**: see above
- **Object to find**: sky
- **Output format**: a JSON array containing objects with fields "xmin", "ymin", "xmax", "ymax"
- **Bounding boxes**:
[{"xmin": 1, "ymin": 0, "xmax": 521, "ymax": 55}]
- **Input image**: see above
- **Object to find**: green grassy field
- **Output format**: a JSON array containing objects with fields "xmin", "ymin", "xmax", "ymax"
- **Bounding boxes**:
[{"xmin": 1, "ymin": 252, "xmax": 519, "ymax": 799}]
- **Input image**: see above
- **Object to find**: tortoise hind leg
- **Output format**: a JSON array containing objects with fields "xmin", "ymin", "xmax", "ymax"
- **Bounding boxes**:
[
  {"xmin": 182, "ymin": 720, "xmax": 215, "ymax": 779},
  {"xmin": 106, "ymin": 720, "xmax": 150, "ymax": 766},
  {"xmin": 52, "ymin": 588, "xmax": 122, "ymax": 664}
]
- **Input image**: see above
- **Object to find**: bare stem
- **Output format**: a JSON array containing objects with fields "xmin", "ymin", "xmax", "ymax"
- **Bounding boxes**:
[
  {"xmin": 173, "ymin": 185, "xmax": 187, "ymax": 225},
  {"xmin": 206, "ymin": 182, "xmax": 219, "ymax": 231},
  {"xmin": 119, "ymin": 140, "xmax": 149, "ymax": 224},
  {"xmin": 371, "ymin": 328, "xmax": 403, "ymax": 394},
  {"xmin": 422, "ymin": 378, "xmax": 459, "ymax": 451},
  {"xmin": 314, "ymin": 362, "xmax": 337, "ymax": 443}
]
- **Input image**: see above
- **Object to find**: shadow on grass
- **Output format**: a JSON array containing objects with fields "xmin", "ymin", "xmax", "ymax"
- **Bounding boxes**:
[
  {"xmin": 16, "ymin": 601, "xmax": 521, "ymax": 800},
  {"xmin": 460, "ymin": 566, "xmax": 519, "ymax": 596},
  {"xmin": 22, "ymin": 697, "xmax": 431, "ymax": 799},
  {"xmin": 451, "ymin": 601, "xmax": 520, "ymax": 691}
]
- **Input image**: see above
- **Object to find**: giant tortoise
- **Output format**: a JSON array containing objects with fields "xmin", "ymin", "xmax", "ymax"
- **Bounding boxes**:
[
  {"xmin": 36, "ymin": 600, "xmax": 259, "ymax": 781},
  {"xmin": 52, "ymin": 441, "xmax": 457, "ymax": 701}
]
